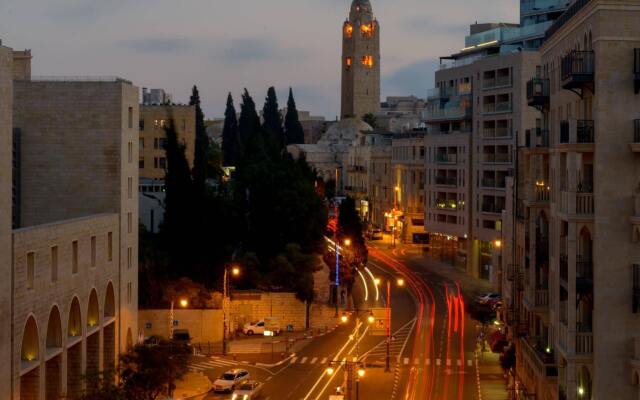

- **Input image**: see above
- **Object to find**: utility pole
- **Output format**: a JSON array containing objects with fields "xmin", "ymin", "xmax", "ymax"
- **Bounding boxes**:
[
  {"xmin": 335, "ymin": 201, "xmax": 340, "ymax": 317},
  {"xmin": 385, "ymin": 281, "xmax": 392, "ymax": 372}
]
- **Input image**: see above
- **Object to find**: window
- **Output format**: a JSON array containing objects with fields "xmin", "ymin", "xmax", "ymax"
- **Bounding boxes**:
[
  {"xmin": 27, "ymin": 252, "xmax": 35, "ymax": 289},
  {"xmin": 91, "ymin": 236, "xmax": 96, "ymax": 267},
  {"xmin": 128, "ymin": 107, "xmax": 133, "ymax": 129},
  {"xmin": 158, "ymin": 138, "xmax": 167, "ymax": 149},
  {"xmin": 159, "ymin": 157, "xmax": 167, "ymax": 169},
  {"xmin": 182, "ymin": 119, "xmax": 186, "ymax": 130},
  {"xmin": 51, "ymin": 246, "xmax": 58, "ymax": 282},
  {"xmin": 128, "ymin": 177, "xmax": 132, "ymax": 199},
  {"xmin": 139, "ymin": 119, "xmax": 145, "ymax": 130},
  {"xmin": 154, "ymin": 138, "xmax": 159, "ymax": 149},
  {"xmin": 127, "ymin": 282, "xmax": 132, "ymax": 304},
  {"xmin": 128, "ymin": 212, "xmax": 132, "ymax": 234},
  {"xmin": 154, "ymin": 119, "xmax": 160, "ymax": 128},
  {"xmin": 344, "ymin": 23, "xmax": 353, "ymax": 38},
  {"xmin": 128, "ymin": 142, "xmax": 133, "ymax": 163},
  {"xmin": 108, "ymin": 232, "xmax": 113, "ymax": 261},
  {"xmin": 139, "ymin": 159, "xmax": 144, "ymax": 169},
  {"xmin": 346, "ymin": 57, "xmax": 352, "ymax": 68},
  {"xmin": 139, "ymin": 138, "xmax": 144, "ymax": 149},
  {"xmin": 360, "ymin": 23, "xmax": 374, "ymax": 38},
  {"xmin": 72, "ymin": 240, "xmax": 78, "ymax": 273},
  {"xmin": 361, "ymin": 55, "xmax": 374, "ymax": 68},
  {"xmin": 154, "ymin": 157, "xmax": 159, "ymax": 168},
  {"xmin": 127, "ymin": 247, "xmax": 132, "ymax": 270}
]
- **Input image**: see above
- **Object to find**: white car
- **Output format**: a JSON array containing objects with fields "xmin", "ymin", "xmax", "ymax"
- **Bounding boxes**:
[
  {"xmin": 232, "ymin": 380, "xmax": 263, "ymax": 399},
  {"xmin": 476, "ymin": 292, "xmax": 501, "ymax": 305},
  {"xmin": 212, "ymin": 369, "xmax": 250, "ymax": 393},
  {"xmin": 242, "ymin": 319, "xmax": 281, "ymax": 336}
]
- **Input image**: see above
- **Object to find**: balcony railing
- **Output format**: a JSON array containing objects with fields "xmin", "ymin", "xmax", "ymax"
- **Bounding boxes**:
[
  {"xmin": 481, "ymin": 203, "xmax": 503, "ymax": 214},
  {"xmin": 482, "ymin": 101, "xmax": 512, "ymax": 114},
  {"xmin": 424, "ymin": 106, "xmax": 472, "ymax": 121},
  {"xmin": 527, "ymin": 77, "xmax": 550, "ymax": 108},
  {"xmin": 535, "ymin": 185, "xmax": 550, "ymax": 202},
  {"xmin": 435, "ymin": 199, "xmax": 458, "ymax": 211},
  {"xmin": 435, "ymin": 153, "xmax": 458, "ymax": 164},
  {"xmin": 535, "ymin": 289, "xmax": 549, "ymax": 307},
  {"xmin": 561, "ymin": 51, "xmax": 594, "ymax": 90},
  {"xmin": 483, "ymin": 127, "xmax": 512, "ymax": 139},
  {"xmin": 482, "ymin": 177, "xmax": 506, "ymax": 189},
  {"xmin": 435, "ymin": 176, "xmax": 457, "ymax": 186},
  {"xmin": 526, "ymin": 128, "xmax": 549, "ymax": 148},
  {"xmin": 560, "ymin": 119, "xmax": 594, "ymax": 144},
  {"xmin": 559, "ymin": 254, "xmax": 568, "ymax": 286},
  {"xmin": 520, "ymin": 336, "xmax": 557, "ymax": 379},
  {"xmin": 560, "ymin": 191, "xmax": 594, "ymax": 215},
  {"xmin": 482, "ymin": 153, "xmax": 511, "ymax": 164},
  {"xmin": 576, "ymin": 332, "xmax": 593, "ymax": 355}
]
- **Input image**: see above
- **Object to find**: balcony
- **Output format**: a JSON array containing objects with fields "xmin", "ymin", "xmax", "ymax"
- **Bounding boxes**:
[
  {"xmin": 481, "ymin": 177, "xmax": 506, "ymax": 189},
  {"xmin": 483, "ymin": 126, "xmax": 512, "ymax": 139},
  {"xmin": 561, "ymin": 51, "xmax": 594, "ymax": 94},
  {"xmin": 481, "ymin": 203, "xmax": 503, "ymax": 214},
  {"xmin": 424, "ymin": 105, "xmax": 472, "ymax": 122},
  {"xmin": 344, "ymin": 185, "xmax": 366, "ymax": 194},
  {"xmin": 560, "ymin": 191, "xmax": 594, "ymax": 216},
  {"xmin": 347, "ymin": 165, "xmax": 367, "ymax": 173},
  {"xmin": 482, "ymin": 101, "xmax": 512, "ymax": 115},
  {"xmin": 482, "ymin": 75, "xmax": 511, "ymax": 89},
  {"xmin": 435, "ymin": 153, "xmax": 458, "ymax": 164},
  {"xmin": 525, "ymin": 128, "xmax": 549, "ymax": 149},
  {"xmin": 559, "ymin": 119, "xmax": 594, "ymax": 146},
  {"xmin": 527, "ymin": 77, "xmax": 550, "ymax": 109},
  {"xmin": 559, "ymin": 254, "xmax": 568, "ymax": 287},
  {"xmin": 435, "ymin": 199, "xmax": 459, "ymax": 211},
  {"xmin": 435, "ymin": 176, "xmax": 457, "ymax": 187},
  {"xmin": 630, "ymin": 120, "xmax": 640, "ymax": 152},
  {"xmin": 634, "ymin": 48, "xmax": 640, "ymax": 94},
  {"xmin": 576, "ymin": 331, "xmax": 593, "ymax": 355},
  {"xmin": 482, "ymin": 153, "xmax": 511, "ymax": 164},
  {"xmin": 520, "ymin": 336, "xmax": 557, "ymax": 379}
]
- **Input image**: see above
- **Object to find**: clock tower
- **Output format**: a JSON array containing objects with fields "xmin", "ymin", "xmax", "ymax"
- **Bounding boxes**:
[{"xmin": 340, "ymin": 0, "xmax": 381, "ymax": 119}]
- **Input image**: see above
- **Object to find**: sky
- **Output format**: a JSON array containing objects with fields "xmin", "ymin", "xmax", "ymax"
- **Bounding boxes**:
[{"xmin": 0, "ymin": 0, "xmax": 518, "ymax": 119}]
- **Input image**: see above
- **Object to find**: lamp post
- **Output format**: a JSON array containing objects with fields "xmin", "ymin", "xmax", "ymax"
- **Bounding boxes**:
[
  {"xmin": 334, "ymin": 201, "xmax": 340, "ymax": 317},
  {"xmin": 334, "ymin": 312, "xmax": 373, "ymax": 400},
  {"xmin": 223, "ymin": 265, "xmax": 240, "ymax": 355},
  {"xmin": 169, "ymin": 297, "xmax": 188, "ymax": 340},
  {"xmin": 373, "ymin": 277, "xmax": 404, "ymax": 372}
]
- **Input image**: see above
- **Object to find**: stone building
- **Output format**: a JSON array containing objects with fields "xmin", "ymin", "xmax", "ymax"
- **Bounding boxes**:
[
  {"xmin": 1, "ymin": 44, "xmax": 138, "ymax": 399},
  {"xmin": 340, "ymin": 0, "xmax": 381, "ymax": 119},
  {"xmin": 138, "ymin": 104, "xmax": 195, "ymax": 180},
  {"xmin": 500, "ymin": 1, "xmax": 640, "ymax": 399}
]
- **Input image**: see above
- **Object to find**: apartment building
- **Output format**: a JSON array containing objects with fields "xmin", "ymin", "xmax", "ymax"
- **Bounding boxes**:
[
  {"xmin": 138, "ymin": 104, "xmax": 195, "ymax": 180},
  {"xmin": 499, "ymin": 1, "xmax": 640, "ymax": 399},
  {"xmin": 1, "ymin": 45, "xmax": 139, "ymax": 399},
  {"xmin": 392, "ymin": 133, "xmax": 427, "ymax": 243}
]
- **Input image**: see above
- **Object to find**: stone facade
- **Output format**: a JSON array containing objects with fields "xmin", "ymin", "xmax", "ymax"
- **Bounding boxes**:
[
  {"xmin": 1, "ymin": 47, "xmax": 139, "ymax": 399},
  {"xmin": 139, "ymin": 105, "xmax": 195, "ymax": 180},
  {"xmin": 0, "ymin": 43, "xmax": 14, "ymax": 400},
  {"xmin": 340, "ymin": 0, "xmax": 381, "ymax": 119},
  {"xmin": 392, "ymin": 134, "xmax": 426, "ymax": 243},
  {"xmin": 139, "ymin": 309, "xmax": 224, "ymax": 345}
]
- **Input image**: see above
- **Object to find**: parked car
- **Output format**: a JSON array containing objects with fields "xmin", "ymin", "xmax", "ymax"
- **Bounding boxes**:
[
  {"xmin": 366, "ymin": 228, "xmax": 383, "ymax": 240},
  {"xmin": 213, "ymin": 369, "xmax": 250, "ymax": 393},
  {"xmin": 172, "ymin": 329, "xmax": 191, "ymax": 345},
  {"xmin": 475, "ymin": 292, "xmax": 501, "ymax": 305},
  {"xmin": 231, "ymin": 380, "xmax": 263, "ymax": 399},
  {"xmin": 243, "ymin": 317, "xmax": 282, "ymax": 336}
]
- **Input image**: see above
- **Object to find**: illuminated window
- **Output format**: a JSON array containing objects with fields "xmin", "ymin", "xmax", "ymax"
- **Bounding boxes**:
[
  {"xmin": 361, "ymin": 55, "xmax": 374, "ymax": 68},
  {"xmin": 344, "ymin": 24, "xmax": 353, "ymax": 38},
  {"xmin": 346, "ymin": 57, "xmax": 352, "ymax": 68},
  {"xmin": 361, "ymin": 23, "xmax": 374, "ymax": 38},
  {"xmin": 91, "ymin": 236, "xmax": 96, "ymax": 267}
]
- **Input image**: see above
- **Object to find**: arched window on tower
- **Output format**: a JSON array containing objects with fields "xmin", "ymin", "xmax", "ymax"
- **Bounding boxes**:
[
  {"xmin": 345, "ymin": 57, "xmax": 352, "ymax": 69},
  {"xmin": 344, "ymin": 24, "xmax": 353, "ymax": 38},
  {"xmin": 361, "ymin": 23, "xmax": 374, "ymax": 38},
  {"xmin": 361, "ymin": 55, "xmax": 374, "ymax": 68}
]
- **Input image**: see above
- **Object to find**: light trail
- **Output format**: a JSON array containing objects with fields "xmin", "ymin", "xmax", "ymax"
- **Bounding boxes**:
[
  {"xmin": 363, "ymin": 266, "xmax": 380, "ymax": 302},
  {"xmin": 357, "ymin": 269, "xmax": 369, "ymax": 302}
]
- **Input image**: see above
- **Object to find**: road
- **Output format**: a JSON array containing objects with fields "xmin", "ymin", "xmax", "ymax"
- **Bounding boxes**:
[{"xmin": 192, "ymin": 242, "xmax": 486, "ymax": 400}]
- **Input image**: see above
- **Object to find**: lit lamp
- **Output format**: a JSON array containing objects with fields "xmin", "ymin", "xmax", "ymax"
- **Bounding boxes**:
[
  {"xmin": 368, "ymin": 312, "xmax": 375, "ymax": 324},
  {"xmin": 179, "ymin": 298, "xmax": 189, "ymax": 308},
  {"xmin": 494, "ymin": 239, "xmax": 502, "ymax": 249},
  {"xmin": 397, "ymin": 278, "xmax": 405, "ymax": 287},
  {"xmin": 358, "ymin": 368, "xmax": 366, "ymax": 378},
  {"xmin": 326, "ymin": 367, "xmax": 335, "ymax": 376},
  {"xmin": 341, "ymin": 313, "xmax": 349, "ymax": 323},
  {"xmin": 344, "ymin": 239, "xmax": 352, "ymax": 247}
]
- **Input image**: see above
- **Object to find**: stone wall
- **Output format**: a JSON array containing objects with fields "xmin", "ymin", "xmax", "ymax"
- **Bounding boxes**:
[
  {"xmin": 229, "ymin": 292, "xmax": 308, "ymax": 332},
  {"xmin": 0, "ymin": 43, "xmax": 13, "ymax": 400},
  {"xmin": 139, "ymin": 309, "xmax": 224, "ymax": 344}
]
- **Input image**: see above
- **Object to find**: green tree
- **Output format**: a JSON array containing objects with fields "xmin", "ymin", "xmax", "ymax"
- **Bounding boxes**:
[
  {"xmin": 79, "ymin": 371, "xmax": 126, "ymax": 400},
  {"xmin": 262, "ymin": 86, "xmax": 284, "ymax": 150},
  {"xmin": 190, "ymin": 85, "xmax": 209, "ymax": 196},
  {"xmin": 221, "ymin": 92, "xmax": 239, "ymax": 167},
  {"xmin": 238, "ymin": 89, "xmax": 262, "ymax": 150},
  {"xmin": 119, "ymin": 338, "xmax": 190, "ymax": 400},
  {"xmin": 284, "ymin": 88, "xmax": 305, "ymax": 145},
  {"xmin": 362, "ymin": 113, "xmax": 377, "ymax": 128}
]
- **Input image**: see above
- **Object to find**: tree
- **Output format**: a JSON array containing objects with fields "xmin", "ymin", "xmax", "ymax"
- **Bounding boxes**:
[
  {"xmin": 119, "ymin": 338, "xmax": 191, "ymax": 400},
  {"xmin": 284, "ymin": 88, "xmax": 305, "ymax": 145},
  {"xmin": 221, "ymin": 92, "xmax": 239, "ymax": 167},
  {"xmin": 238, "ymin": 89, "xmax": 261, "ymax": 150},
  {"xmin": 362, "ymin": 113, "xmax": 377, "ymax": 128},
  {"xmin": 336, "ymin": 196, "xmax": 368, "ymax": 306},
  {"xmin": 190, "ymin": 85, "xmax": 209, "ymax": 197},
  {"xmin": 79, "ymin": 370, "xmax": 126, "ymax": 400},
  {"xmin": 262, "ymin": 86, "xmax": 284, "ymax": 150}
]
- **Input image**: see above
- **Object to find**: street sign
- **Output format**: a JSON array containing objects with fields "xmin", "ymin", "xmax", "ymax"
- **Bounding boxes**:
[{"xmin": 369, "ymin": 307, "xmax": 390, "ymax": 336}]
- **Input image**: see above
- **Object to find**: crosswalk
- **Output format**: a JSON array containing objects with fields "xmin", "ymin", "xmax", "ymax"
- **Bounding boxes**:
[
  {"xmin": 360, "ymin": 318, "xmax": 415, "ymax": 363},
  {"xmin": 188, "ymin": 357, "xmax": 242, "ymax": 372}
]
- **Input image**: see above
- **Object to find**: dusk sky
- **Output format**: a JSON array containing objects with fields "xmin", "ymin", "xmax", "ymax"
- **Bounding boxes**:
[{"xmin": 0, "ymin": 0, "xmax": 518, "ymax": 119}]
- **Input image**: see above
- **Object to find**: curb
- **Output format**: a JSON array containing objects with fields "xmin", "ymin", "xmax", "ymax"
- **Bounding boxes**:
[{"xmin": 255, "ymin": 352, "xmax": 297, "ymax": 368}]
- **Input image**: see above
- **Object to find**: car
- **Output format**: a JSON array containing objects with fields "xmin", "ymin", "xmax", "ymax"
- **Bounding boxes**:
[
  {"xmin": 231, "ymin": 380, "xmax": 263, "ymax": 399},
  {"xmin": 243, "ymin": 318, "xmax": 281, "ymax": 336},
  {"xmin": 476, "ymin": 292, "xmax": 501, "ymax": 305},
  {"xmin": 212, "ymin": 369, "xmax": 250, "ymax": 393},
  {"xmin": 367, "ymin": 228, "xmax": 383, "ymax": 240}
]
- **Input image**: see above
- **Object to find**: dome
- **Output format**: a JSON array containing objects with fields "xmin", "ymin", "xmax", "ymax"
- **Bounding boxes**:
[{"xmin": 319, "ymin": 118, "xmax": 373, "ymax": 145}]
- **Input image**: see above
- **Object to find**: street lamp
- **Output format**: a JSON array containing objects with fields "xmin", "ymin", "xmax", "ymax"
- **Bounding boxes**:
[
  {"xmin": 344, "ymin": 238, "xmax": 352, "ymax": 247},
  {"xmin": 397, "ymin": 278, "xmax": 405, "ymax": 287},
  {"xmin": 169, "ymin": 297, "xmax": 188, "ymax": 339},
  {"xmin": 341, "ymin": 313, "xmax": 349, "ymax": 324},
  {"xmin": 223, "ymin": 264, "xmax": 241, "ymax": 355}
]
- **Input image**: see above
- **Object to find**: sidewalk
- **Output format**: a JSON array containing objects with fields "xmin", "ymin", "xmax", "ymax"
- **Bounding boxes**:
[
  {"xmin": 475, "ymin": 350, "xmax": 509, "ymax": 400},
  {"xmin": 172, "ymin": 372, "xmax": 212, "ymax": 400}
]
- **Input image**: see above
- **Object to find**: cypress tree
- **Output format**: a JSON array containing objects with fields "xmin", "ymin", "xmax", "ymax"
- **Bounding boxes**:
[
  {"xmin": 238, "ymin": 89, "xmax": 261, "ymax": 149},
  {"xmin": 262, "ymin": 87, "xmax": 284, "ymax": 150},
  {"xmin": 284, "ymin": 88, "xmax": 305, "ymax": 145},
  {"xmin": 189, "ymin": 85, "xmax": 209, "ymax": 196},
  {"xmin": 221, "ymin": 92, "xmax": 239, "ymax": 167}
]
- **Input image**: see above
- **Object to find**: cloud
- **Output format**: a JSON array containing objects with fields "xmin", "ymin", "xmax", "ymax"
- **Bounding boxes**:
[
  {"xmin": 382, "ymin": 58, "xmax": 439, "ymax": 97},
  {"xmin": 119, "ymin": 37, "xmax": 192, "ymax": 54},
  {"xmin": 47, "ymin": 0, "xmax": 126, "ymax": 21},
  {"xmin": 220, "ymin": 37, "xmax": 310, "ymax": 64},
  {"xmin": 403, "ymin": 16, "xmax": 469, "ymax": 36}
]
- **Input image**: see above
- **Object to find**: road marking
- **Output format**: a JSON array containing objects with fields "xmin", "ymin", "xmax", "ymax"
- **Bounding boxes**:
[
  {"xmin": 457, "ymin": 359, "xmax": 462, "ymax": 367},
  {"xmin": 321, "ymin": 357, "xmax": 328, "ymax": 364},
  {"xmin": 414, "ymin": 358, "xmax": 420, "ymax": 365},
  {"xmin": 446, "ymin": 359, "xmax": 451, "ymax": 367},
  {"xmin": 290, "ymin": 357, "xmax": 298, "ymax": 364},
  {"xmin": 426, "ymin": 358, "xmax": 430, "ymax": 366},
  {"xmin": 436, "ymin": 359, "xmax": 441, "ymax": 366},
  {"xmin": 310, "ymin": 357, "xmax": 317, "ymax": 364},
  {"xmin": 404, "ymin": 357, "xmax": 409, "ymax": 365},
  {"xmin": 467, "ymin": 359, "xmax": 473, "ymax": 367},
  {"xmin": 300, "ymin": 357, "xmax": 308, "ymax": 364},
  {"xmin": 265, "ymin": 376, "xmax": 273, "ymax": 382}
]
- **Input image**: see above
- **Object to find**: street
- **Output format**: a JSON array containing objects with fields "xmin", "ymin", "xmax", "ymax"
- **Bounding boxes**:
[{"xmin": 186, "ymin": 242, "xmax": 492, "ymax": 400}]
